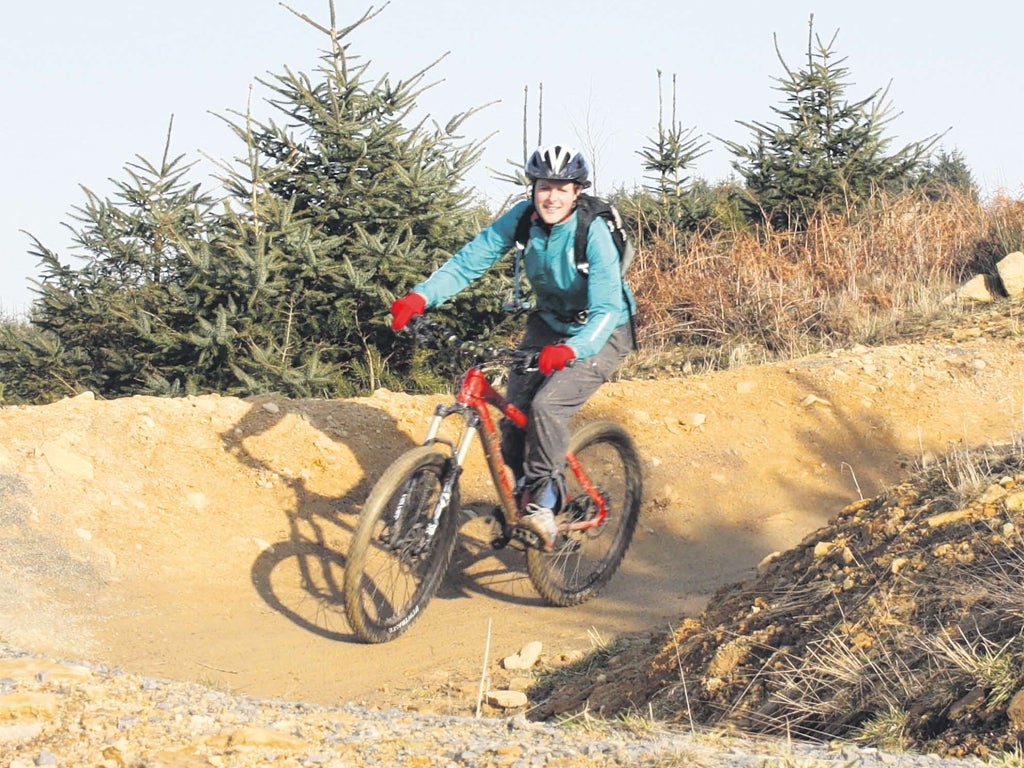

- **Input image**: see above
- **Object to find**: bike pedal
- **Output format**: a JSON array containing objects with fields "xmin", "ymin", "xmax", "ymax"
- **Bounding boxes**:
[{"xmin": 511, "ymin": 526, "xmax": 542, "ymax": 549}]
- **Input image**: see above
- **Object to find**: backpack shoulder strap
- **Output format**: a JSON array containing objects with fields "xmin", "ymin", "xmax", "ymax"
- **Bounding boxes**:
[
  {"xmin": 514, "ymin": 203, "xmax": 536, "ymax": 250},
  {"xmin": 573, "ymin": 193, "xmax": 599, "ymax": 273}
]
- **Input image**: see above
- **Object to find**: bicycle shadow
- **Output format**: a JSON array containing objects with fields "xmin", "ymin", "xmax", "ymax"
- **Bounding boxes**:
[
  {"xmin": 222, "ymin": 394, "xmax": 416, "ymax": 642},
  {"xmin": 440, "ymin": 504, "xmax": 549, "ymax": 607},
  {"xmin": 231, "ymin": 391, "xmax": 592, "ymax": 643}
]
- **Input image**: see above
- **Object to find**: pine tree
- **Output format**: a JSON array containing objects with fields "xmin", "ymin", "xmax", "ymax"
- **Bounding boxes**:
[
  {"xmin": 915, "ymin": 148, "xmax": 977, "ymax": 201},
  {"xmin": 15, "ymin": 128, "xmax": 215, "ymax": 398},
  {"xmin": 208, "ymin": 4, "xmax": 506, "ymax": 393},
  {"xmin": 637, "ymin": 71, "xmax": 709, "ymax": 232},
  {"xmin": 722, "ymin": 16, "xmax": 941, "ymax": 230},
  {"xmin": 1, "ymin": 3, "xmax": 506, "ymax": 402}
]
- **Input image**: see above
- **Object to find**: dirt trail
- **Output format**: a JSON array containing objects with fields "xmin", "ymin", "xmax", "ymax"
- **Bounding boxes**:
[{"xmin": 1, "ymin": 326, "xmax": 1021, "ymax": 709}]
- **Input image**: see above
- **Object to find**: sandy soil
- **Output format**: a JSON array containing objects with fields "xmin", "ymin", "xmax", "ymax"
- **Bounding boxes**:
[{"xmin": 1, "ymin": 316, "xmax": 1021, "ymax": 711}]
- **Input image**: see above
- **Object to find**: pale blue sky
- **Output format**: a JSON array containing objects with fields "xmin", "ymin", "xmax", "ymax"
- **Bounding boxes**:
[{"xmin": 3, "ymin": 1, "xmax": 1021, "ymax": 313}]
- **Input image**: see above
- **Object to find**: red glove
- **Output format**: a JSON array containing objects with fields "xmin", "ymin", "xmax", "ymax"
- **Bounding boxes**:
[
  {"xmin": 390, "ymin": 292, "xmax": 426, "ymax": 331},
  {"xmin": 538, "ymin": 344, "xmax": 576, "ymax": 375}
]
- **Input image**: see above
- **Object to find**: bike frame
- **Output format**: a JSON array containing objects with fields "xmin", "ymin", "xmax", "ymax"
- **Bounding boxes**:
[{"xmin": 419, "ymin": 362, "xmax": 609, "ymax": 536}]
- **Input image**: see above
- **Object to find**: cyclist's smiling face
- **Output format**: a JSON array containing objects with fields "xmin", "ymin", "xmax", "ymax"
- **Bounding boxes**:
[{"xmin": 533, "ymin": 179, "xmax": 581, "ymax": 225}]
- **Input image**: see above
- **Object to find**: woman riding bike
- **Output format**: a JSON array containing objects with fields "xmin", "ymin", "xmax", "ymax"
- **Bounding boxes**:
[{"xmin": 390, "ymin": 144, "xmax": 636, "ymax": 550}]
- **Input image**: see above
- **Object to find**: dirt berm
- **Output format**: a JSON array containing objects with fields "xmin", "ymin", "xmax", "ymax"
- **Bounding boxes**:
[{"xmin": 1, "ymin": 307, "xmax": 1021, "ymax": 714}]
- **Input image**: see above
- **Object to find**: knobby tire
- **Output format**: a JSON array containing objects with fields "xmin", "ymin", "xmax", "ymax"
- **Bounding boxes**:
[
  {"xmin": 343, "ymin": 446, "xmax": 459, "ymax": 643},
  {"xmin": 526, "ymin": 421, "xmax": 642, "ymax": 607}
]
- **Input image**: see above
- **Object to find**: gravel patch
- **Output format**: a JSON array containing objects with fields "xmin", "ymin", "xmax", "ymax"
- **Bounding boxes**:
[{"xmin": 0, "ymin": 644, "xmax": 988, "ymax": 768}]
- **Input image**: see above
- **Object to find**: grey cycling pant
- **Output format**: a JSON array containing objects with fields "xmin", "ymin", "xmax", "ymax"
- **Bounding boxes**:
[{"xmin": 500, "ymin": 313, "xmax": 634, "ymax": 508}]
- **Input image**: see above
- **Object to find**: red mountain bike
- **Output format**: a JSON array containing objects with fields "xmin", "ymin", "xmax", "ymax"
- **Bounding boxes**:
[{"xmin": 343, "ymin": 317, "xmax": 643, "ymax": 643}]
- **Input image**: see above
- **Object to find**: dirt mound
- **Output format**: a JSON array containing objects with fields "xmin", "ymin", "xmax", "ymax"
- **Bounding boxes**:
[
  {"xmin": 535, "ymin": 448, "xmax": 1024, "ymax": 758},
  {"xmin": 0, "ymin": 301, "xmax": 1022, "ymax": 730}
]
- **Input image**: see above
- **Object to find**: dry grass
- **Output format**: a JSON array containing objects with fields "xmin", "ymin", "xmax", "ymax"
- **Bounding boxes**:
[
  {"xmin": 530, "ymin": 440, "xmax": 1024, "ymax": 758},
  {"xmin": 750, "ymin": 446, "xmax": 1024, "ymax": 751},
  {"xmin": 624, "ymin": 189, "xmax": 1024, "ymax": 376},
  {"xmin": 746, "ymin": 443, "xmax": 1024, "ymax": 725}
]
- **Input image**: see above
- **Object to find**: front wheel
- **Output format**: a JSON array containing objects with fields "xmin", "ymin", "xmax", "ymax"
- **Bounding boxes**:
[
  {"xmin": 343, "ymin": 446, "xmax": 460, "ymax": 643},
  {"xmin": 526, "ymin": 421, "xmax": 643, "ymax": 607}
]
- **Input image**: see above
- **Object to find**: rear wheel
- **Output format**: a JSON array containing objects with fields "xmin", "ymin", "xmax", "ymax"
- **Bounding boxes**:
[
  {"xmin": 526, "ymin": 421, "xmax": 642, "ymax": 606},
  {"xmin": 343, "ymin": 446, "xmax": 459, "ymax": 643}
]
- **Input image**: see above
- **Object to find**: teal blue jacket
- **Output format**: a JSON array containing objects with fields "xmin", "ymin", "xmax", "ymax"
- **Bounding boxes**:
[{"xmin": 413, "ymin": 200, "xmax": 634, "ymax": 360}]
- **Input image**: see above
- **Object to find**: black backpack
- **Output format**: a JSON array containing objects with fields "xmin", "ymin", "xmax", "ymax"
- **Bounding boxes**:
[{"xmin": 513, "ymin": 193, "xmax": 635, "ymax": 278}]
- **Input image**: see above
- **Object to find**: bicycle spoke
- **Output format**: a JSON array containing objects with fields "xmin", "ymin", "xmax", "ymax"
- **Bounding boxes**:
[
  {"xmin": 527, "ymin": 422, "xmax": 642, "ymax": 606},
  {"xmin": 344, "ymin": 447, "xmax": 459, "ymax": 642}
]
